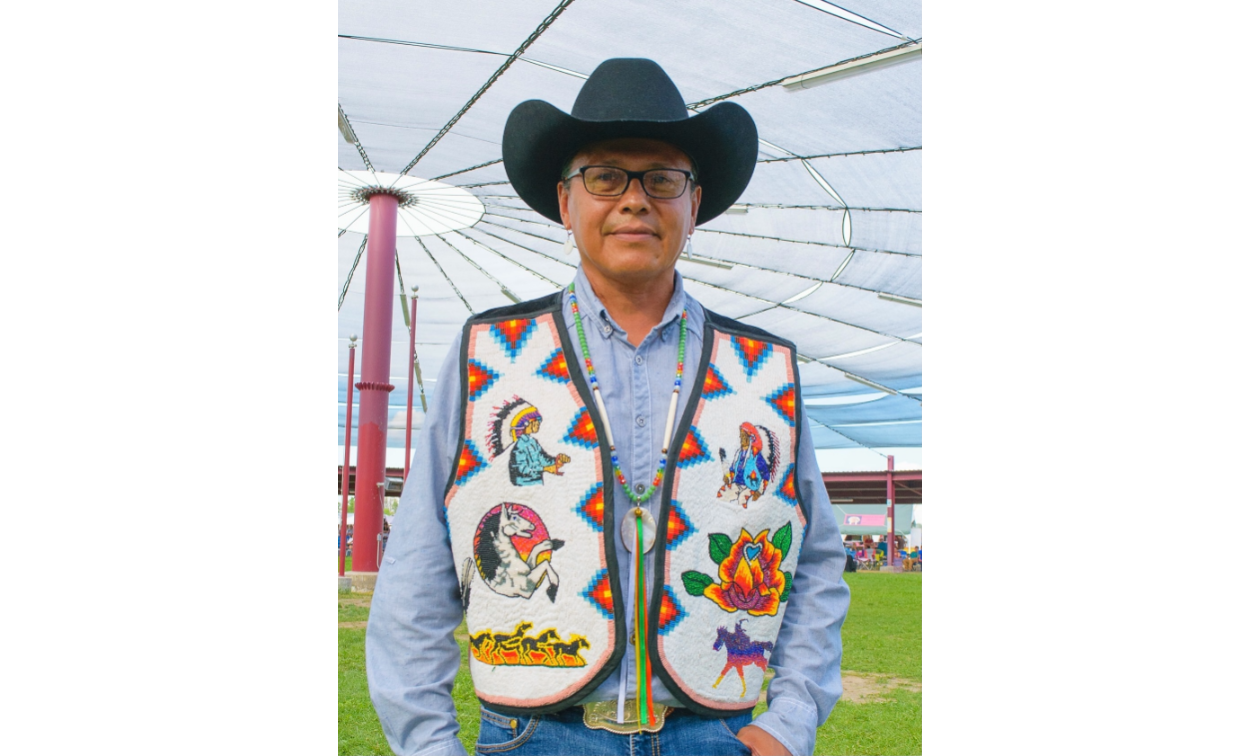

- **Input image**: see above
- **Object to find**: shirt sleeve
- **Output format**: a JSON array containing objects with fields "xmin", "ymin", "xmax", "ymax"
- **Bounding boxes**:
[
  {"xmin": 366, "ymin": 332, "xmax": 470, "ymax": 756},
  {"xmin": 750, "ymin": 420, "xmax": 850, "ymax": 756}
]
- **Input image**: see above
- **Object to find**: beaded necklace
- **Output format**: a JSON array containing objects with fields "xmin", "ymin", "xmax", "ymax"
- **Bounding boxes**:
[
  {"xmin": 568, "ymin": 281, "xmax": 686, "ymax": 727},
  {"xmin": 567, "ymin": 282, "xmax": 687, "ymax": 505}
]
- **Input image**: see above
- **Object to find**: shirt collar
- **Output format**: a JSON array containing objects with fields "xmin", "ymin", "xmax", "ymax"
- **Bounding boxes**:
[{"xmin": 571, "ymin": 266, "xmax": 704, "ymax": 341}]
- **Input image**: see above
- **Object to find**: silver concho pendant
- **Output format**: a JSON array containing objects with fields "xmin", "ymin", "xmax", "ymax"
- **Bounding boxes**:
[{"xmin": 620, "ymin": 507, "xmax": 657, "ymax": 553}]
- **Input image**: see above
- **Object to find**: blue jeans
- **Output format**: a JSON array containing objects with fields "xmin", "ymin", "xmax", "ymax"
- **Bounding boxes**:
[{"xmin": 474, "ymin": 705, "xmax": 753, "ymax": 756}]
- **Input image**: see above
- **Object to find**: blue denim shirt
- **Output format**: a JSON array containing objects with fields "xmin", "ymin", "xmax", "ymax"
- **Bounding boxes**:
[{"xmin": 366, "ymin": 267, "xmax": 850, "ymax": 756}]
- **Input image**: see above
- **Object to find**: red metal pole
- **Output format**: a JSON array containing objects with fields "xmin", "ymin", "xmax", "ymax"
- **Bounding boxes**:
[
  {"xmin": 340, "ymin": 337, "xmax": 357, "ymax": 577},
  {"xmin": 351, "ymin": 192, "xmax": 399, "ymax": 573},
  {"xmin": 886, "ymin": 455, "xmax": 899, "ymax": 569},
  {"xmin": 405, "ymin": 289, "xmax": 418, "ymax": 481}
]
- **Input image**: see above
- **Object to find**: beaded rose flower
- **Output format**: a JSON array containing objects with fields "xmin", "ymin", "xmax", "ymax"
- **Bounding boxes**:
[{"xmin": 682, "ymin": 524, "xmax": 794, "ymax": 617}]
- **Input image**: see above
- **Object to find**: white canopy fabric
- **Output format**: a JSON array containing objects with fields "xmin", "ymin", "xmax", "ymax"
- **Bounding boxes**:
[{"xmin": 338, "ymin": 0, "xmax": 922, "ymax": 452}]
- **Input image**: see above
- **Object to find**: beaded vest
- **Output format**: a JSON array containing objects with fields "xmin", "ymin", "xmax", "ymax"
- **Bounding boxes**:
[{"xmin": 443, "ymin": 292, "xmax": 806, "ymax": 717}]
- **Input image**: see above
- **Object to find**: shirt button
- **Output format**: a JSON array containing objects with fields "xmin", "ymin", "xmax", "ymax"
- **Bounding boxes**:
[
  {"xmin": 636, "ymin": 416, "xmax": 646, "ymax": 427},
  {"xmin": 635, "ymin": 483, "xmax": 645, "ymax": 495},
  {"xmin": 603, "ymin": 325, "xmax": 612, "ymax": 335},
  {"xmin": 635, "ymin": 355, "xmax": 644, "ymax": 365}
]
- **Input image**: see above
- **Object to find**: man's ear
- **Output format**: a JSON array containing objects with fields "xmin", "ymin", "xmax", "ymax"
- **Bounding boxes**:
[{"xmin": 557, "ymin": 181, "xmax": 572, "ymax": 229}]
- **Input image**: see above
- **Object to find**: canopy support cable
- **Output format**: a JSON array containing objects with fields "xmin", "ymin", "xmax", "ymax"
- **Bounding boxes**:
[
  {"xmin": 452, "ymin": 229, "xmax": 564, "ymax": 288},
  {"xmin": 338, "ymin": 236, "xmax": 368, "ymax": 311},
  {"xmin": 697, "ymin": 227, "xmax": 917, "ymax": 257},
  {"xmin": 811, "ymin": 421, "xmax": 890, "ymax": 457},
  {"xmin": 337, "ymin": 35, "xmax": 588, "ymax": 80},
  {"xmin": 431, "ymin": 233, "xmax": 521, "ymax": 302},
  {"xmin": 685, "ymin": 41, "xmax": 922, "ymax": 110},
  {"xmin": 727, "ymin": 203, "xmax": 921, "ymax": 214},
  {"xmin": 396, "ymin": 0, "xmax": 578, "ymax": 178},
  {"xmin": 758, "ymin": 147, "xmax": 921, "ymax": 163},
  {"xmin": 475, "ymin": 217, "xmax": 567, "ymax": 247},
  {"xmin": 430, "ymin": 158, "xmax": 504, "ymax": 181},
  {"xmin": 415, "ymin": 236, "xmax": 474, "ymax": 313},
  {"xmin": 680, "ymin": 277, "xmax": 919, "ymax": 347},
  {"xmin": 338, "ymin": 103, "xmax": 376, "ymax": 172},
  {"xmin": 792, "ymin": 0, "xmax": 910, "ymax": 40}
]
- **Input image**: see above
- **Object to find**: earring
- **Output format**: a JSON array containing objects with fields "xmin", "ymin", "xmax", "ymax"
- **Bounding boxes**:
[
  {"xmin": 562, "ymin": 230, "xmax": 574, "ymax": 255},
  {"xmin": 685, "ymin": 234, "xmax": 694, "ymax": 260}
]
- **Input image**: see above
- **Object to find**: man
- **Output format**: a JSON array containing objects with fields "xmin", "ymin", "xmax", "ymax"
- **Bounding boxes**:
[
  {"xmin": 719, "ymin": 423, "xmax": 777, "ymax": 508},
  {"xmin": 488, "ymin": 398, "xmax": 571, "ymax": 486},
  {"xmin": 367, "ymin": 59, "xmax": 849, "ymax": 756}
]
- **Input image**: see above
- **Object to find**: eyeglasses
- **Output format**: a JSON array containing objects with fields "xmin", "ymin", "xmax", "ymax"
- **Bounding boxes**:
[{"xmin": 565, "ymin": 165, "xmax": 695, "ymax": 199}]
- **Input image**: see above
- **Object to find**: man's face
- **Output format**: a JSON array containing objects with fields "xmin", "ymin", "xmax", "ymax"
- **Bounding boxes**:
[{"xmin": 556, "ymin": 138, "xmax": 702, "ymax": 288}]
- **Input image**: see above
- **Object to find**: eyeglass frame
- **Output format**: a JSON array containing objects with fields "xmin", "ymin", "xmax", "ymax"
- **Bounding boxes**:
[{"xmin": 562, "ymin": 165, "xmax": 697, "ymax": 200}]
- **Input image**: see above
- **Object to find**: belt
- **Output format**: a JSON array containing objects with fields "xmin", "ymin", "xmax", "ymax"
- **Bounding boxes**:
[{"xmin": 582, "ymin": 700, "xmax": 672, "ymax": 734}]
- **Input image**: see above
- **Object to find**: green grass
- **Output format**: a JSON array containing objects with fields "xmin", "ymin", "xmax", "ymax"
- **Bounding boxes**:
[
  {"xmin": 750, "ymin": 572, "xmax": 922, "ymax": 754},
  {"xmin": 451, "ymin": 623, "xmax": 480, "ymax": 754},
  {"xmin": 339, "ymin": 602, "xmax": 371, "ymax": 624},
  {"xmin": 339, "ymin": 627, "xmax": 388, "ymax": 755},
  {"xmin": 834, "ymin": 571, "xmax": 922, "ymax": 680},
  {"xmin": 338, "ymin": 611, "xmax": 480, "ymax": 756},
  {"xmin": 339, "ymin": 571, "xmax": 921, "ymax": 755},
  {"xmin": 817, "ymin": 687, "xmax": 922, "ymax": 755}
]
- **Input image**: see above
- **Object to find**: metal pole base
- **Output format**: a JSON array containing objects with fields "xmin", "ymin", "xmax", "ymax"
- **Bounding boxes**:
[{"xmin": 345, "ymin": 571, "xmax": 380, "ymax": 593}]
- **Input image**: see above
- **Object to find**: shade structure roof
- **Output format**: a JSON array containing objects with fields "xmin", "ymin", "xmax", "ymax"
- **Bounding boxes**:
[
  {"xmin": 338, "ymin": 0, "xmax": 922, "ymax": 454},
  {"xmin": 832, "ymin": 504, "xmax": 916, "ymax": 536},
  {"xmin": 823, "ymin": 470, "xmax": 922, "ymax": 504}
]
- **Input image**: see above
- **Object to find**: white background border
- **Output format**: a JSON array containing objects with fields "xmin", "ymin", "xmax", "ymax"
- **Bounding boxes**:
[{"xmin": 6, "ymin": 1, "xmax": 1255, "ymax": 753}]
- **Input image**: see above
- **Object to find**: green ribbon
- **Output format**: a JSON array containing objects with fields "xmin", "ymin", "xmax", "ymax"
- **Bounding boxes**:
[{"xmin": 635, "ymin": 510, "xmax": 648, "ymax": 725}]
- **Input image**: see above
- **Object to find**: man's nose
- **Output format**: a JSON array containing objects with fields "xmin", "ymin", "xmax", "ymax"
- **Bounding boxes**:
[{"xmin": 618, "ymin": 176, "xmax": 651, "ymax": 210}]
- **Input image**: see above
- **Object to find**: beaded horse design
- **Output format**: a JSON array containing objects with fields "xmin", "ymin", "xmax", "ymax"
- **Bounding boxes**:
[
  {"xmin": 469, "ymin": 625, "xmax": 589, "ymax": 667},
  {"xmin": 551, "ymin": 636, "xmax": 590, "ymax": 666},
  {"xmin": 712, "ymin": 620, "xmax": 774, "ymax": 697},
  {"xmin": 518, "ymin": 628, "xmax": 561, "ymax": 664},
  {"xmin": 468, "ymin": 503, "xmax": 565, "ymax": 602},
  {"xmin": 469, "ymin": 621, "xmax": 533, "ymax": 665}
]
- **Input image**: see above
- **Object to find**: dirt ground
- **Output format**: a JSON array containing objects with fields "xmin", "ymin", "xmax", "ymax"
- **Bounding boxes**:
[
  {"xmin": 837, "ymin": 672, "xmax": 921, "ymax": 703},
  {"xmin": 339, "ymin": 594, "xmax": 372, "ymax": 629},
  {"xmin": 756, "ymin": 670, "xmax": 920, "ymax": 706}
]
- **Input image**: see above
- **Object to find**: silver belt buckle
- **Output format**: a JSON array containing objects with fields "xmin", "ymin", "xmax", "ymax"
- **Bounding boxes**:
[{"xmin": 581, "ymin": 700, "xmax": 670, "ymax": 734}]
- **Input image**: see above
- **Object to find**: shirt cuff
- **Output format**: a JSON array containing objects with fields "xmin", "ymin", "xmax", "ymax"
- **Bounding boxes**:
[
  {"xmin": 751, "ymin": 697, "xmax": 818, "ymax": 756},
  {"xmin": 412, "ymin": 736, "xmax": 469, "ymax": 756}
]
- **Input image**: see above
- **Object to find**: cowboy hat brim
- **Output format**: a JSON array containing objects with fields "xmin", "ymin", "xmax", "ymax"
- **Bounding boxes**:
[{"xmin": 502, "ymin": 99, "xmax": 758, "ymax": 226}]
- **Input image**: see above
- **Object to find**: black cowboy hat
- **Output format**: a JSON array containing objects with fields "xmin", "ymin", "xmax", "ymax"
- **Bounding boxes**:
[{"xmin": 502, "ymin": 58, "xmax": 758, "ymax": 226}]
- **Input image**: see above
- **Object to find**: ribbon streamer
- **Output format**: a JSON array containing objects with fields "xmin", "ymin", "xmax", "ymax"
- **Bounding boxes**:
[{"xmin": 634, "ymin": 509, "xmax": 656, "ymax": 726}]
